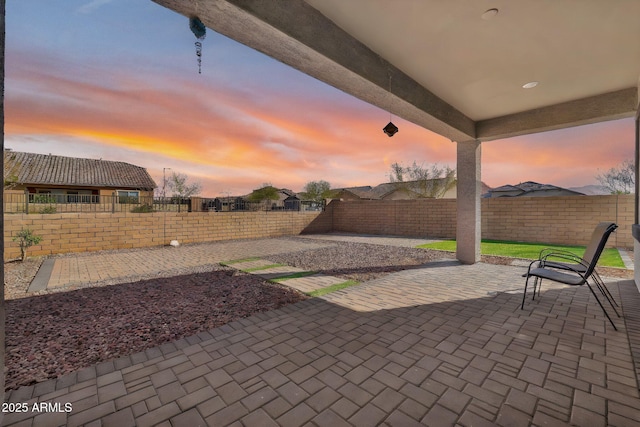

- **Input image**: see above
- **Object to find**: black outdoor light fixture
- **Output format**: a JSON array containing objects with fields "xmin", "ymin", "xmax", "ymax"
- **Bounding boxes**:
[
  {"xmin": 383, "ymin": 121, "xmax": 399, "ymax": 137},
  {"xmin": 383, "ymin": 71, "xmax": 398, "ymax": 137}
]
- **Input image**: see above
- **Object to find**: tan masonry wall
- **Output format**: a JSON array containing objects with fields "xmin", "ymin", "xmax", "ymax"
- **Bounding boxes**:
[
  {"xmin": 329, "ymin": 199, "xmax": 457, "ymax": 238},
  {"xmin": 4, "ymin": 211, "xmax": 324, "ymax": 260},
  {"xmin": 324, "ymin": 194, "xmax": 635, "ymax": 248},
  {"xmin": 483, "ymin": 195, "xmax": 634, "ymax": 249},
  {"xmin": 3, "ymin": 194, "xmax": 634, "ymax": 260}
]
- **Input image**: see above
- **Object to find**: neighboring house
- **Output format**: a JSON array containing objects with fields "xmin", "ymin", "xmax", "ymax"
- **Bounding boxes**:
[
  {"xmin": 484, "ymin": 181, "xmax": 585, "ymax": 198},
  {"xmin": 4, "ymin": 150, "xmax": 157, "ymax": 204},
  {"xmin": 331, "ymin": 186, "xmax": 375, "ymax": 200},
  {"xmin": 332, "ymin": 181, "xmax": 491, "ymax": 200},
  {"xmin": 366, "ymin": 183, "xmax": 399, "ymax": 199},
  {"xmin": 273, "ymin": 189, "xmax": 301, "ymax": 210},
  {"xmin": 379, "ymin": 180, "xmax": 493, "ymax": 200},
  {"xmin": 568, "ymin": 184, "xmax": 611, "ymax": 196},
  {"xmin": 273, "ymin": 189, "xmax": 326, "ymax": 211},
  {"xmin": 204, "ymin": 196, "xmax": 247, "ymax": 212},
  {"xmin": 375, "ymin": 180, "xmax": 458, "ymax": 200},
  {"xmin": 226, "ymin": 188, "xmax": 301, "ymax": 211},
  {"xmin": 284, "ymin": 195, "xmax": 302, "ymax": 211}
]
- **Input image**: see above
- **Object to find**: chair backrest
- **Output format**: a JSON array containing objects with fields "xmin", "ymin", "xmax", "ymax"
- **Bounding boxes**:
[{"xmin": 583, "ymin": 222, "xmax": 617, "ymax": 278}]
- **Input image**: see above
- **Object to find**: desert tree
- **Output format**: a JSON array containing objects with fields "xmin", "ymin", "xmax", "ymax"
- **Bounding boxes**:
[
  {"xmin": 300, "ymin": 180, "xmax": 335, "ymax": 202},
  {"xmin": 596, "ymin": 159, "xmax": 635, "ymax": 194},
  {"xmin": 247, "ymin": 183, "xmax": 280, "ymax": 210},
  {"xmin": 167, "ymin": 172, "xmax": 202, "ymax": 198},
  {"xmin": 13, "ymin": 228, "xmax": 43, "ymax": 261},
  {"xmin": 389, "ymin": 161, "xmax": 457, "ymax": 198}
]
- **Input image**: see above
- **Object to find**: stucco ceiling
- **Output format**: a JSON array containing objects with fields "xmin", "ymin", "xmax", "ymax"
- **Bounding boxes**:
[
  {"xmin": 306, "ymin": 0, "xmax": 640, "ymax": 121},
  {"xmin": 152, "ymin": 0, "xmax": 639, "ymax": 142}
]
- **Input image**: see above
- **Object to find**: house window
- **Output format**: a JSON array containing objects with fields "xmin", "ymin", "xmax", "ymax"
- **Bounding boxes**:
[
  {"xmin": 71, "ymin": 190, "xmax": 95, "ymax": 203},
  {"xmin": 67, "ymin": 191, "xmax": 79, "ymax": 203},
  {"xmin": 117, "ymin": 190, "xmax": 139, "ymax": 204},
  {"xmin": 33, "ymin": 189, "xmax": 97, "ymax": 203},
  {"xmin": 32, "ymin": 190, "xmax": 56, "ymax": 204}
]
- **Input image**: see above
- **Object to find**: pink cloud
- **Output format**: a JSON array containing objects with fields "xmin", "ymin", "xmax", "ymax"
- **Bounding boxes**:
[
  {"xmin": 6, "ymin": 48, "xmax": 633, "ymax": 195},
  {"xmin": 483, "ymin": 118, "xmax": 634, "ymax": 187},
  {"xmin": 6, "ymin": 49, "xmax": 458, "ymax": 194}
]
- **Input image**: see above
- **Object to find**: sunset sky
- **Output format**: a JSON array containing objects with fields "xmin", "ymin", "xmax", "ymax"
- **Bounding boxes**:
[{"xmin": 5, "ymin": 0, "xmax": 635, "ymax": 196}]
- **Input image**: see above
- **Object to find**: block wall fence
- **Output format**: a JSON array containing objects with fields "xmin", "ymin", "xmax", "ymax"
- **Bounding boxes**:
[
  {"xmin": 3, "ymin": 194, "xmax": 634, "ymax": 260},
  {"xmin": 326, "ymin": 194, "xmax": 634, "ymax": 249},
  {"xmin": 4, "ymin": 211, "xmax": 329, "ymax": 260},
  {"xmin": 482, "ymin": 195, "xmax": 634, "ymax": 249}
]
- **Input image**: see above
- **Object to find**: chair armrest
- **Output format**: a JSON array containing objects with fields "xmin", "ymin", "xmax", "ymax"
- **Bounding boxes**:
[
  {"xmin": 538, "ymin": 248, "xmax": 581, "ymax": 261},
  {"xmin": 539, "ymin": 251, "xmax": 589, "ymax": 271},
  {"xmin": 525, "ymin": 252, "xmax": 590, "ymax": 283},
  {"xmin": 524, "ymin": 259, "xmax": 542, "ymax": 276}
]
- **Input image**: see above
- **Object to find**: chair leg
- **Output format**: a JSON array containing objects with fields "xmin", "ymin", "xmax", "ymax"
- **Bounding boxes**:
[
  {"xmin": 521, "ymin": 274, "xmax": 533, "ymax": 309},
  {"xmin": 591, "ymin": 273, "xmax": 620, "ymax": 317},
  {"xmin": 596, "ymin": 275, "xmax": 620, "ymax": 309},
  {"xmin": 533, "ymin": 277, "xmax": 542, "ymax": 300},
  {"xmin": 522, "ymin": 275, "xmax": 543, "ymax": 309},
  {"xmin": 593, "ymin": 271, "xmax": 620, "ymax": 317},
  {"xmin": 585, "ymin": 281, "xmax": 617, "ymax": 331},
  {"xmin": 594, "ymin": 282, "xmax": 620, "ymax": 318}
]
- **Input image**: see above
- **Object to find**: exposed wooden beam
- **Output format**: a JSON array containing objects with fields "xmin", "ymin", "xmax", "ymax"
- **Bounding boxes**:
[
  {"xmin": 476, "ymin": 88, "xmax": 638, "ymax": 142},
  {"xmin": 151, "ymin": 0, "xmax": 476, "ymax": 141}
]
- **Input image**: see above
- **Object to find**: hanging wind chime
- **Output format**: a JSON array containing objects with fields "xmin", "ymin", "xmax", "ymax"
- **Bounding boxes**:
[
  {"xmin": 383, "ymin": 72, "xmax": 399, "ymax": 137},
  {"xmin": 190, "ymin": 17, "xmax": 206, "ymax": 74}
]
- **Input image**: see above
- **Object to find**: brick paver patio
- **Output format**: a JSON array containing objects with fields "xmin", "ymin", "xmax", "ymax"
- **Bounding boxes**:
[{"xmin": 4, "ymin": 235, "xmax": 640, "ymax": 426}]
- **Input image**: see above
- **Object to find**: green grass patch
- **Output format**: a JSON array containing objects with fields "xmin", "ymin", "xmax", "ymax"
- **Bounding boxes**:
[
  {"xmin": 271, "ymin": 271, "xmax": 319, "ymax": 282},
  {"xmin": 307, "ymin": 280, "xmax": 360, "ymax": 298},
  {"xmin": 219, "ymin": 257, "xmax": 261, "ymax": 266},
  {"xmin": 417, "ymin": 239, "xmax": 625, "ymax": 268},
  {"xmin": 240, "ymin": 263, "xmax": 286, "ymax": 272}
]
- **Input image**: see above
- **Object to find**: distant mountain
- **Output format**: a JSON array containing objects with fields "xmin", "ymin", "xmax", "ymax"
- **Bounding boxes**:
[{"xmin": 568, "ymin": 184, "xmax": 610, "ymax": 195}]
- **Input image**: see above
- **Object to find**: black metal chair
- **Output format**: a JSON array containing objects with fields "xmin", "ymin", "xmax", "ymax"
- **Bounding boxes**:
[{"xmin": 521, "ymin": 222, "xmax": 620, "ymax": 330}]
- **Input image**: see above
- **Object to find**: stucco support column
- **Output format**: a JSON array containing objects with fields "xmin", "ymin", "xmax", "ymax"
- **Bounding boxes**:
[{"xmin": 456, "ymin": 140, "xmax": 482, "ymax": 264}]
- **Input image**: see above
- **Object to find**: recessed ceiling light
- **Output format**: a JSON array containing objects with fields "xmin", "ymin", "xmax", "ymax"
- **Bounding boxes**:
[
  {"xmin": 522, "ymin": 81, "xmax": 539, "ymax": 89},
  {"xmin": 481, "ymin": 8, "xmax": 499, "ymax": 20}
]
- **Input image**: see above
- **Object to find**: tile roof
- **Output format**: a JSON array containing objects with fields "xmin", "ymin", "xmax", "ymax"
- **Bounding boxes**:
[
  {"xmin": 367, "ymin": 182, "xmax": 397, "ymax": 199},
  {"xmin": 335, "ymin": 180, "xmax": 490, "ymax": 200},
  {"xmin": 489, "ymin": 184, "xmax": 522, "ymax": 193},
  {"xmin": 334, "ymin": 186, "xmax": 374, "ymax": 199},
  {"xmin": 487, "ymin": 181, "xmax": 584, "ymax": 197},
  {"xmin": 4, "ymin": 151, "xmax": 157, "ymax": 191}
]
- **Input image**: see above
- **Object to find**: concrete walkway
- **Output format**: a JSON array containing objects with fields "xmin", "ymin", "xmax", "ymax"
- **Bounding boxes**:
[
  {"xmin": 4, "ymin": 235, "xmax": 640, "ymax": 426},
  {"xmin": 619, "ymin": 248, "xmax": 635, "ymax": 270}
]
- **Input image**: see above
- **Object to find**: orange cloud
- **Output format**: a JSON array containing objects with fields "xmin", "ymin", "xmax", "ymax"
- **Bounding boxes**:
[
  {"xmin": 483, "ymin": 118, "xmax": 635, "ymax": 187},
  {"xmin": 6, "ymin": 49, "xmax": 459, "ymax": 195},
  {"xmin": 7, "ymin": 47, "xmax": 632, "ymax": 195}
]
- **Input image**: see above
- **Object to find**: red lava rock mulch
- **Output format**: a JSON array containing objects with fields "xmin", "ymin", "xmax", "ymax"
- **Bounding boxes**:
[{"xmin": 5, "ymin": 269, "xmax": 306, "ymax": 390}]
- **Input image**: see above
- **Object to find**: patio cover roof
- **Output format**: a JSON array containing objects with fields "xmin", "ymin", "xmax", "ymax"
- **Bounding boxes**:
[{"xmin": 151, "ymin": 0, "xmax": 640, "ymax": 142}]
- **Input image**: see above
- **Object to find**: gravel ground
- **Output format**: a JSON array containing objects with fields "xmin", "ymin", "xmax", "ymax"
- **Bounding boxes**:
[
  {"xmin": 271, "ymin": 239, "xmax": 633, "ymax": 280},
  {"xmin": 4, "ymin": 257, "xmax": 44, "ymax": 300},
  {"xmin": 3, "ymin": 238, "xmax": 632, "ymax": 390},
  {"xmin": 270, "ymin": 240, "xmax": 455, "ymax": 282},
  {"xmin": 5, "ymin": 268, "xmax": 305, "ymax": 390}
]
